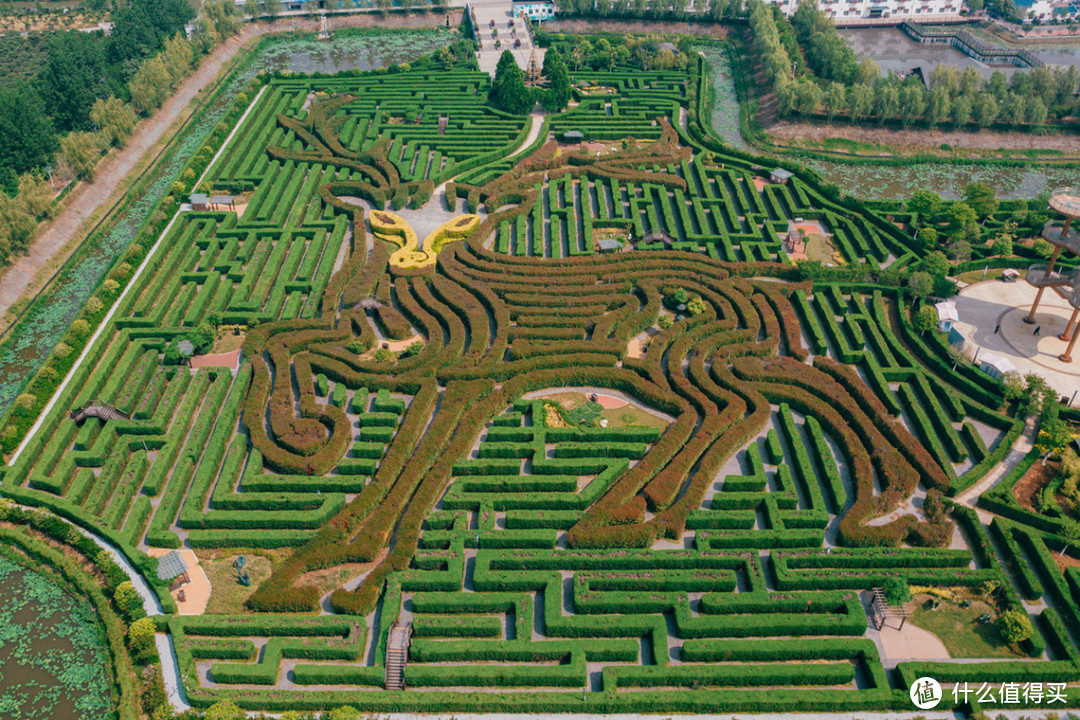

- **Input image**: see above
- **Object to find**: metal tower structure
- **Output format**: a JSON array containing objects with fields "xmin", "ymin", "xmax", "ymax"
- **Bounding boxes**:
[{"xmin": 1024, "ymin": 187, "xmax": 1080, "ymax": 361}]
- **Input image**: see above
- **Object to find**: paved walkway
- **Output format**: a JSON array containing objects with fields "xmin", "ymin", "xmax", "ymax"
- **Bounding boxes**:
[
  {"xmin": 470, "ymin": 0, "xmax": 544, "ymax": 75},
  {"xmin": 509, "ymin": 114, "xmax": 546, "ymax": 158},
  {"xmin": 953, "ymin": 279, "xmax": 1080, "ymax": 399},
  {"xmin": 954, "ymin": 415, "xmax": 1037, "ymax": 506},
  {"xmin": 148, "ymin": 548, "xmax": 212, "ymax": 615}
]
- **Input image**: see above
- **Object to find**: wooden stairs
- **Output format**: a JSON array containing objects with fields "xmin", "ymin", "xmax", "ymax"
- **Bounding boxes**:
[
  {"xmin": 71, "ymin": 403, "xmax": 130, "ymax": 425},
  {"xmin": 385, "ymin": 623, "xmax": 412, "ymax": 691}
]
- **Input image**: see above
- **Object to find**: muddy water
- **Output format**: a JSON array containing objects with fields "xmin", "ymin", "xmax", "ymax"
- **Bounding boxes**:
[{"xmin": 0, "ymin": 555, "xmax": 113, "ymax": 719}]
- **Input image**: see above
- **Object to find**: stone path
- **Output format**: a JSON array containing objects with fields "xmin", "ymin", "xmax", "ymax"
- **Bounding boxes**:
[
  {"xmin": 953, "ymin": 278, "xmax": 1080, "ymax": 399},
  {"xmin": 470, "ymin": 0, "xmax": 544, "ymax": 75},
  {"xmin": 954, "ymin": 415, "xmax": 1038, "ymax": 506}
]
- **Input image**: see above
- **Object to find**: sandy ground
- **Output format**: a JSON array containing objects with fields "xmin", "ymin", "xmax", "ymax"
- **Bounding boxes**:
[
  {"xmin": 148, "ymin": 548, "xmax": 211, "ymax": 616},
  {"xmin": 767, "ymin": 121, "xmax": 1080, "ymax": 155},
  {"xmin": 877, "ymin": 620, "xmax": 951, "ymax": 661},
  {"xmin": 189, "ymin": 349, "xmax": 242, "ymax": 372},
  {"xmin": 627, "ymin": 327, "xmax": 659, "ymax": 359}
]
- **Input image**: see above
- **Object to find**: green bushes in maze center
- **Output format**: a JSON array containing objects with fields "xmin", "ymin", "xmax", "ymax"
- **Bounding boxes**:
[{"xmin": 0, "ymin": 55, "xmax": 1061, "ymax": 716}]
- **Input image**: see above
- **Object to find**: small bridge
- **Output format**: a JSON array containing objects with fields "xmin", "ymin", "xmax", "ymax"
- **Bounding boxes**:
[
  {"xmin": 385, "ymin": 623, "xmax": 413, "ymax": 690},
  {"xmin": 70, "ymin": 403, "xmax": 130, "ymax": 425}
]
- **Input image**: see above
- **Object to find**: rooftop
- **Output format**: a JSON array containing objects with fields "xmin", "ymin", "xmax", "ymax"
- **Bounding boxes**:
[
  {"xmin": 156, "ymin": 550, "xmax": 189, "ymax": 581},
  {"xmin": 1050, "ymin": 187, "xmax": 1080, "ymax": 219},
  {"xmin": 980, "ymin": 352, "xmax": 1016, "ymax": 374},
  {"xmin": 934, "ymin": 300, "xmax": 958, "ymax": 322}
]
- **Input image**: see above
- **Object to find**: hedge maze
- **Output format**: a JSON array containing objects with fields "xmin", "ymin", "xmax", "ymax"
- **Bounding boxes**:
[{"xmin": 3, "ymin": 54, "xmax": 1080, "ymax": 716}]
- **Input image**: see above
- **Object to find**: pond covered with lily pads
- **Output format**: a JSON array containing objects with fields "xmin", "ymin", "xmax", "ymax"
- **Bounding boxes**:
[
  {"xmin": 0, "ymin": 28, "xmax": 457, "ymax": 418},
  {"xmin": 0, "ymin": 554, "xmax": 113, "ymax": 720}
]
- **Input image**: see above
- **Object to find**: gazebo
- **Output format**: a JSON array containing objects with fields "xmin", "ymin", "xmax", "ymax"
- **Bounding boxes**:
[
  {"xmin": 156, "ymin": 550, "xmax": 190, "ymax": 591},
  {"xmin": 770, "ymin": 168, "xmax": 793, "ymax": 185},
  {"xmin": 210, "ymin": 195, "xmax": 236, "ymax": 211},
  {"xmin": 979, "ymin": 353, "xmax": 1017, "ymax": 380}
]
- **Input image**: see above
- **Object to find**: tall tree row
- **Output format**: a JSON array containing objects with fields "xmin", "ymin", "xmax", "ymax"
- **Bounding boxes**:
[{"xmin": 754, "ymin": 0, "xmax": 1080, "ymax": 130}]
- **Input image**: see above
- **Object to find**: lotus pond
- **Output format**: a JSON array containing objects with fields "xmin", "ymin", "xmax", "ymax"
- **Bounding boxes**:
[{"xmin": 0, "ymin": 554, "xmax": 113, "ymax": 720}]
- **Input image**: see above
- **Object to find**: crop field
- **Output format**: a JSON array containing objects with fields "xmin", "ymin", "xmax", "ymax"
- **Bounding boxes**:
[{"xmin": 1, "ymin": 54, "xmax": 1078, "ymax": 717}]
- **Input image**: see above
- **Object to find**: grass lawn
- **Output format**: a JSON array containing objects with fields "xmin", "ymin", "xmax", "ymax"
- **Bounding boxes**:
[
  {"xmin": 955, "ymin": 268, "xmax": 1022, "ymax": 285},
  {"xmin": 804, "ymin": 234, "xmax": 837, "ymax": 264},
  {"xmin": 212, "ymin": 327, "xmax": 247, "ymax": 354},
  {"xmin": 198, "ymin": 551, "xmax": 276, "ymax": 614},
  {"xmin": 909, "ymin": 593, "xmax": 1020, "ymax": 659},
  {"xmin": 542, "ymin": 392, "xmax": 670, "ymax": 430}
]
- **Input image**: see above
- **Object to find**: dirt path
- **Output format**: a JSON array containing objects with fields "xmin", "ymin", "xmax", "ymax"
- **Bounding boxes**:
[
  {"xmin": 766, "ymin": 121, "xmax": 1080, "ymax": 155},
  {"xmin": 0, "ymin": 30, "xmax": 251, "ymax": 325},
  {"xmin": 0, "ymin": 11, "xmax": 458, "ymax": 329}
]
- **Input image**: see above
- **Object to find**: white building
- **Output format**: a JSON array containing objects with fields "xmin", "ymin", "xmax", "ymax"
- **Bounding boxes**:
[
  {"xmin": 980, "ymin": 352, "xmax": 1017, "ymax": 380},
  {"xmin": 771, "ymin": 0, "xmax": 962, "ymax": 22},
  {"xmin": 512, "ymin": 1, "xmax": 556, "ymax": 21},
  {"xmin": 935, "ymin": 300, "xmax": 959, "ymax": 332}
]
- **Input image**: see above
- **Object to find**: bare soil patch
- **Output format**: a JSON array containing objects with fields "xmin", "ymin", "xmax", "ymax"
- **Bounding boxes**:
[
  {"xmin": 1053, "ymin": 551, "xmax": 1080, "ymax": 573},
  {"xmin": 1013, "ymin": 459, "xmax": 1058, "ymax": 512},
  {"xmin": 767, "ymin": 121, "xmax": 1080, "ymax": 155},
  {"xmin": 298, "ymin": 547, "xmax": 389, "ymax": 595}
]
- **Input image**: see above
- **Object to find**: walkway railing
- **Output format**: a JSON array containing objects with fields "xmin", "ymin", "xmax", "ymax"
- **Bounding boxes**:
[{"xmin": 901, "ymin": 21, "xmax": 1043, "ymax": 67}]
